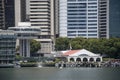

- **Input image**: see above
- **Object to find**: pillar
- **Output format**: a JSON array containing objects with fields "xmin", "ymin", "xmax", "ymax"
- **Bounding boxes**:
[{"xmin": 19, "ymin": 39, "xmax": 30, "ymax": 57}]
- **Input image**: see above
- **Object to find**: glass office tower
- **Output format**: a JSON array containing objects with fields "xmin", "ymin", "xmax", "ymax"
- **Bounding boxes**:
[
  {"xmin": 59, "ymin": 0, "xmax": 99, "ymax": 38},
  {"xmin": 0, "ymin": 30, "xmax": 16, "ymax": 64},
  {"xmin": 0, "ymin": 0, "xmax": 15, "ymax": 29},
  {"xmin": 109, "ymin": 0, "xmax": 120, "ymax": 37},
  {"xmin": 98, "ymin": 0, "xmax": 109, "ymax": 38}
]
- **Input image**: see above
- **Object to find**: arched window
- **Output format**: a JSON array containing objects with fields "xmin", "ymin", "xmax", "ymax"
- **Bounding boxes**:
[
  {"xmin": 83, "ymin": 58, "xmax": 88, "ymax": 62},
  {"xmin": 89, "ymin": 58, "xmax": 94, "ymax": 62},
  {"xmin": 96, "ymin": 58, "xmax": 101, "ymax": 62},
  {"xmin": 76, "ymin": 58, "xmax": 81, "ymax": 62},
  {"xmin": 70, "ymin": 58, "xmax": 74, "ymax": 62}
]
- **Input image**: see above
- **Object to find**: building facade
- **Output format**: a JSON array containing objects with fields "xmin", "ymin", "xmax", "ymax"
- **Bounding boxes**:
[
  {"xmin": 0, "ymin": 30, "xmax": 16, "ymax": 64},
  {"xmin": 109, "ymin": 0, "xmax": 120, "ymax": 38},
  {"xmin": 0, "ymin": 0, "xmax": 5, "ymax": 29},
  {"xmin": 15, "ymin": 0, "xmax": 26, "ymax": 26},
  {"xmin": 62, "ymin": 49, "xmax": 102, "ymax": 62},
  {"xmin": 9, "ymin": 22, "xmax": 40, "ymax": 57},
  {"xmin": 59, "ymin": 0, "xmax": 109, "ymax": 38},
  {"xmin": 14, "ymin": 0, "xmax": 56, "ymax": 55},
  {"xmin": 0, "ymin": 0, "xmax": 15, "ymax": 29},
  {"xmin": 59, "ymin": 0, "xmax": 99, "ymax": 38},
  {"xmin": 98, "ymin": 0, "xmax": 109, "ymax": 38},
  {"xmin": 26, "ymin": 0, "xmax": 55, "ymax": 55}
]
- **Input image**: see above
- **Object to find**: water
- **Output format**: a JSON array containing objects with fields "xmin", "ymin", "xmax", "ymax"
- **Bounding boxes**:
[{"xmin": 0, "ymin": 67, "xmax": 120, "ymax": 80}]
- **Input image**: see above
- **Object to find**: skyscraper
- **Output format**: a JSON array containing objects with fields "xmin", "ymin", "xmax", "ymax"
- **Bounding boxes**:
[
  {"xmin": 0, "ymin": 30, "xmax": 16, "ymax": 64},
  {"xmin": 54, "ymin": 0, "xmax": 59, "ymax": 37},
  {"xmin": 98, "ymin": 0, "xmax": 109, "ymax": 38},
  {"xmin": 15, "ymin": 0, "xmax": 26, "ymax": 26},
  {"xmin": 59, "ymin": 0, "xmax": 109, "ymax": 38},
  {"xmin": 109, "ymin": 0, "xmax": 120, "ymax": 38},
  {"xmin": 0, "ymin": 0, "xmax": 15, "ymax": 29},
  {"xmin": 0, "ymin": 0, "xmax": 5, "ymax": 29},
  {"xmin": 59, "ymin": 0, "xmax": 99, "ymax": 38},
  {"xmin": 26, "ymin": 0, "xmax": 56, "ymax": 55},
  {"xmin": 15, "ymin": 0, "xmax": 56, "ymax": 56}
]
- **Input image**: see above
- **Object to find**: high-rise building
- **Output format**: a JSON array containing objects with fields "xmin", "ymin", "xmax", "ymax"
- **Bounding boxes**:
[
  {"xmin": 59, "ymin": 0, "xmax": 98, "ymax": 38},
  {"xmin": 109, "ymin": 0, "xmax": 120, "ymax": 38},
  {"xmin": 59, "ymin": 0, "xmax": 109, "ymax": 38},
  {"xmin": 25, "ymin": 0, "xmax": 56, "ymax": 55},
  {"xmin": 0, "ymin": 0, "xmax": 15, "ymax": 29},
  {"xmin": 15, "ymin": 0, "xmax": 26, "ymax": 26},
  {"xmin": 54, "ymin": 0, "xmax": 59, "ymax": 37},
  {"xmin": 0, "ymin": 30, "xmax": 16, "ymax": 64},
  {"xmin": 15, "ymin": 0, "xmax": 56, "ymax": 56},
  {"xmin": 98, "ymin": 0, "xmax": 109, "ymax": 38},
  {"xmin": 0, "ymin": 0, "xmax": 5, "ymax": 29}
]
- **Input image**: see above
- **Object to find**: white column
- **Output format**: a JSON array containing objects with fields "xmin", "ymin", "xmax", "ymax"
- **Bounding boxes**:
[
  {"xmin": 26, "ymin": 39, "xmax": 30, "ymax": 57},
  {"xmin": 100, "ymin": 57, "xmax": 103, "ymax": 62},
  {"xmin": 19, "ymin": 39, "xmax": 24, "ymax": 57},
  {"xmin": 88, "ymin": 57, "xmax": 90, "ymax": 62},
  {"xmin": 74, "ymin": 57, "xmax": 77, "ymax": 62},
  {"xmin": 81, "ymin": 57, "xmax": 83, "ymax": 62},
  {"xmin": 19, "ymin": 39, "xmax": 31, "ymax": 57},
  {"xmin": 67, "ymin": 57, "xmax": 70, "ymax": 62}
]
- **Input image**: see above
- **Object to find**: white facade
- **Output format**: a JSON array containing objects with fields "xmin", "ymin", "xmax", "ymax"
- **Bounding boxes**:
[
  {"xmin": 62, "ymin": 49, "xmax": 102, "ymax": 62},
  {"xmin": 59, "ymin": 0, "xmax": 108, "ymax": 38},
  {"xmin": 59, "ymin": 0, "xmax": 68, "ymax": 37}
]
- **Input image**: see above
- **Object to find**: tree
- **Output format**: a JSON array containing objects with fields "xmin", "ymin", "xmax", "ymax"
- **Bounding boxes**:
[
  {"xmin": 55, "ymin": 37, "xmax": 120, "ymax": 58},
  {"xmin": 55, "ymin": 37, "xmax": 70, "ymax": 51},
  {"xmin": 30, "ymin": 39, "xmax": 41, "ymax": 53}
]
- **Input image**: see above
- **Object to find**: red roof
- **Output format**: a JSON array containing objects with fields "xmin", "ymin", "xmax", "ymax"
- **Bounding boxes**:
[{"xmin": 63, "ymin": 50, "xmax": 80, "ymax": 56}]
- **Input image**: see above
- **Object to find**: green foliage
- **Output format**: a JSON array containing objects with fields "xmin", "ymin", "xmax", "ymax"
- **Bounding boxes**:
[
  {"xmin": 54, "ymin": 58, "xmax": 61, "ymax": 63},
  {"xmin": 30, "ymin": 39, "xmax": 41, "ymax": 53},
  {"xmin": 15, "ymin": 53, "xmax": 23, "ymax": 61},
  {"xmin": 55, "ymin": 37, "xmax": 120, "ymax": 58},
  {"xmin": 55, "ymin": 37, "xmax": 70, "ymax": 51}
]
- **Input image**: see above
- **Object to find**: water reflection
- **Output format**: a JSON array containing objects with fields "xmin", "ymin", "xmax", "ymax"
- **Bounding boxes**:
[{"xmin": 0, "ymin": 68, "xmax": 120, "ymax": 80}]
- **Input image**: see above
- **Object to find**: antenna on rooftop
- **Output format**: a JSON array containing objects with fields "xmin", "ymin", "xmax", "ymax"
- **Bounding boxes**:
[{"xmin": 70, "ymin": 43, "xmax": 72, "ymax": 50}]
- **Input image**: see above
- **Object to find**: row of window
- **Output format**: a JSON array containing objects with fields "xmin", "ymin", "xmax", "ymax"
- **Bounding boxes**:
[
  {"xmin": 0, "ymin": 36, "xmax": 16, "ymax": 38},
  {"xmin": 31, "ymin": 24, "xmax": 50, "ymax": 26},
  {"xmin": 30, "ymin": 1, "xmax": 50, "ymax": 3},
  {"xmin": 68, "ymin": 27, "xmax": 97, "ymax": 29},
  {"xmin": 68, "ymin": 0, "xmax": 97, "ymax": 2},
  {"xmin": 68, "ymin": 30, "xmax": 97, "ymax": 33},
  {"xmin": 68, "ymin": 3, "xmax": 86, "ymax": 6},
  {"xmin": 30, "ymin": 4, "xmax": 50, "ymax": 6},
  {"xmin": 68, "ymin": 3, "xmax": 97, "ymax": 6},
  {"xmin": 68, "ymin": 10, "xmax": 86, "ymax": 12},
  {"xmin": 68, "ymin": 20, "xmax": 86, "ymax": 22},
  {"xmin": 30, "ymin": 14, "xmax": 50, "ymax": 16},
  {"xmin": 68, "ymin": 6, "xmax": 86, "ymax": 8},
  {"xmin": 68, "ymin": 34, "xmax": 97, "ymax": 36},
  {"xmin": 68, "ymin": 13, "xmax": 86, "ymax": 15},
  {"xmin": 68, "ymin": 17, "xmax": 97, "ymax": 19},
  {"xmin": 68, "ymin": 24, "xmax": 97, "ymax": 26},
  {"xmin": 68, "ymin": 0, "xmax": 80, "ymax": 1},
  {"xmin": 68, "ymin": 17, "xmax": 86, "ymax": 19},
  {"xmin": 68, "ymin": 13, "xmax": 97, "ymax": 15},
  {"xmin": 10, "ymin": 28, "xmax": 40, "ymax": 32}
]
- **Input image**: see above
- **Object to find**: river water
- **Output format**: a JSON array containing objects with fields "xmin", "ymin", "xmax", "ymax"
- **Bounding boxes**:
[{"xmin": 0, "ymin": 67, "xmax": 120, "ymax": 80}]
